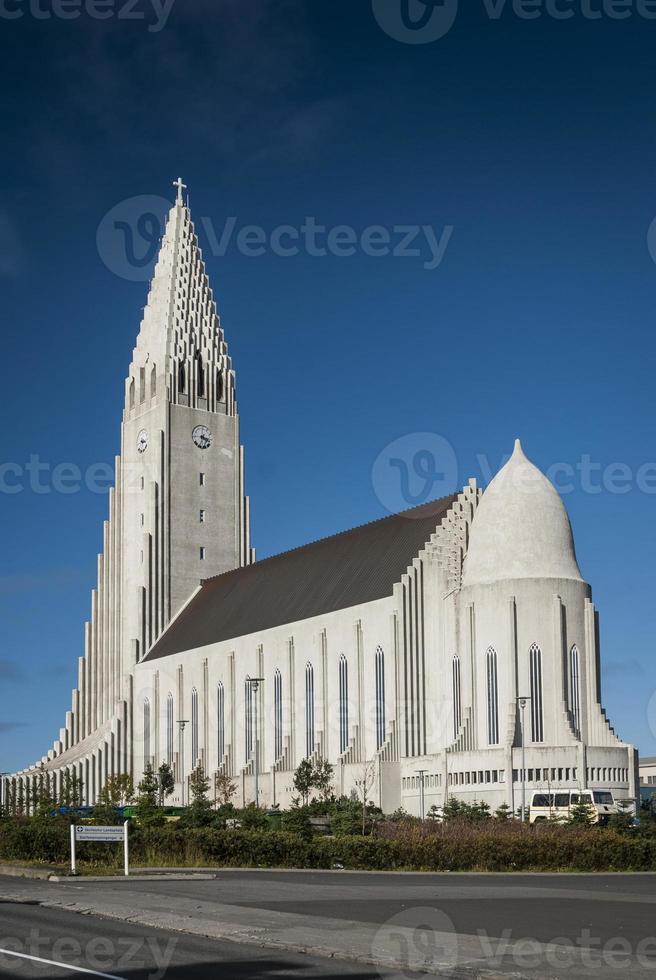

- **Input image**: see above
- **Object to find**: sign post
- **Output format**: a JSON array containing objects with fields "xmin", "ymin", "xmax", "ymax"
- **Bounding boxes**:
[{"xmin": 70, "ymin": 824, "xmax": 130, "ymax": 876}]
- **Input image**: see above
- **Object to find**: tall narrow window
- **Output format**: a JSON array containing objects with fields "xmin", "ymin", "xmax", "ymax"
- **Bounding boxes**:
[
  {"xmin": 179, "ymin": 362, "xmax": 186, "ymax": 393},
  {"xmin": 199, "ymin": 510, "xmax": 206, "ymax": 524},
  {"xmin": 150, "ymin": 364, "xmax": 157, "ymax": 398},
  {"xmin": 196, "ymin": 352, "xmax": 205, "ymax": 398},
  {"xmin": 375, "ymin": 646, "xmax": 386, "ymax": 750},
  {"xmin": 339, "ymin": 655, "xmax": 349, "ymax": 754},
  {"xmin": 305, "ymin": 663, "xmax": 315, "ymax": 758},
  {"xmin": 245, "ymin": 677, "xmax": 253, "ymax": 762},
  {"xmin": 529, "ymin": 644, "xmax": 544, "ymax": 742},
  {"xmin": 274, "ymin": 669, "xmax": 283, "ymax": 760},
  {"xmin": 199, "ymin": 473, "xmax": 205, "ymax": 487},
  {"xmin": 217, "ymin": 682, "xmax": 225, "ymax": 763},
  {"xmin": 452, "ymin": 655, "xmax": 462, "ymax": 739},
  {"xmin": 486, "ymin": 647, "xmax": 499, "ymax": 745},
  {"xmin": 166, "ymin": 693, "xmax": 174, "ymax": 764},
  {"xmin": 129, "ymin": 378, "xmax": 135, "ymax": 409},
  {"xmin": 191, "ymin": 688, "xmax": 199, "ymax": 765},
  {"xmin": 199, "ymin": 547, "xmax": 206, "ymax": 561},
  {"xmin": 143, "ymin": 698, "xmax": 151, "ymax": 766},
  {"xmin": 216, "ymin": 369, "xmax": 224, "ymax": 402},
  {"xmin": 569, "ymin": 645, "xmax": 581, "ymax": 737}
]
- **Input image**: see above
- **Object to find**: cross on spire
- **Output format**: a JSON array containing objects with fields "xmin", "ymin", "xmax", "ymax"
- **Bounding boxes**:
[{"xmin": 173, "ymin": 176, "xmax": 187, "ymax": 204}]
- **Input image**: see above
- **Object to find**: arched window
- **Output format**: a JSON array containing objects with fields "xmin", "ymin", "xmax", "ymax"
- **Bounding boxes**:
[
  {"xmin": 245, "ymin": 677, "xmax": 253, "ymax": 762},
  {"xmin": 191, "ymin": 688, "xmax": 199, "ymax": 765},
  {"xmin": 375, "ymin": 646, "xmax": 386, "ymax": 750},
  {"xmin": 178, "ymin": 362, "xmax": 186, "ymax": 394},
  {"xmin": 305, "ymin": 663, "xmax": 315, "ymax": 758},
  {"xmin": 217, "ymin": 682, "xmax": 225, "ymax": 763},
  {"xmin": 339, "ymin": 655, "xmax": 349, "ymax": 754},
  {"xmin": 143, "ymin": 698, "xmax": 151, "ymax": 766},
  {"xmin": 569, "ymin": 645, "xmax": 581, "ymax": 737},
  {"xmin": 529, "ymin": 644, "xmax": 544, "ymax": 743},
  {"xmin": 196, "ymin": 352, "xmax": 205, "ymax": 398},
  {"xmin": 216, "ymin": 369, "xmax": 224, "ymax": 402},
  {"xmin": 452, "ymin": 655, "xmax": 462, "ymax": 739},
  {"xmin": 274, "ymin": 669, "xmax": 283, "ymax": 760},
  {"xmin": 166, "ymin": 693, "xmax": 174, "ymax": 764},
  {"xmin": 486, "ymin": 647, "xmax": 499, "ymax": 745}
]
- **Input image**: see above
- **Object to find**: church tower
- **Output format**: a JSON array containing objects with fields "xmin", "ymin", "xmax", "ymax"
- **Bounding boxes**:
[
  {"xmin": 118, "ymin": 179, "xmax": 253, "ymax": 691},
  {"xmin": 8, "ymin": 181, "xmax": 253, "ymax": 794}
]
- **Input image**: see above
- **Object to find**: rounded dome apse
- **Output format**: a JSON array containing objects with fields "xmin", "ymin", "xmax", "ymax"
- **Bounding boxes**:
[{"xmin": 462, "ymin": 439, "xmax": 583, "ymax": 589}]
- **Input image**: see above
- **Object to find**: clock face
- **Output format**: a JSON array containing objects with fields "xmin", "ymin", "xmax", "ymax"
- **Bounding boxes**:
[
  {"xmin": 136, "ymin": 429, "xmax": 149, "ymax": 454},
  {"xmin": 192, "ymin": 424, "xmax": 212, "ymax": 450}
]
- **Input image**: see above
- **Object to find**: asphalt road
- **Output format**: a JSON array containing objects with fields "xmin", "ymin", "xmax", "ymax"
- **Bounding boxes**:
[
  {"xmin": 56, "ymin": 869, "xmax": 656, "ymax": 951},
  {"xmin": 0, "ymin": 897, "xmax": 401, "ymax": 980},
  {"xmin": 4, "ymin": 871, "xmax": 656, "ymax": 977}
]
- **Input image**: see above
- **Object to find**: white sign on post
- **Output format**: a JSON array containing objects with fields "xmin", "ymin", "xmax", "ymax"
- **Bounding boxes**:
[{"xmin": 70, "ymin": 822, "xmax": 129, "ymax": 876}]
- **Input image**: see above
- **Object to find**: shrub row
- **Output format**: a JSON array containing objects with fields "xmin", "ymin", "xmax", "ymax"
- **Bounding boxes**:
[{"xmin": 2, "ymin": 818, "xmax": 656, "ymax": 872}]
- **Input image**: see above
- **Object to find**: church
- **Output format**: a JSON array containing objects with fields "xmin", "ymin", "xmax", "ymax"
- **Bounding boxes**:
[{"xmin": 3, "ymin": 182, "xmax": 638, "ymax": 816}]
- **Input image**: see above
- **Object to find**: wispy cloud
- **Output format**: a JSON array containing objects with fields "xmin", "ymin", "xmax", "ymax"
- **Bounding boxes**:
[{"xmin": 0, "ymin": 722, "xmax": 27, "ymax": 733}]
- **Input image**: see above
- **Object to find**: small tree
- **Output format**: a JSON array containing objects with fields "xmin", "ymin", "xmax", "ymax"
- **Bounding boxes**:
[
  {"xmin": 293, "ymin": 759, "xmax": 315, "ymax": 806},
  {"xmin": 100, "ymin": 774, "xmax": 134, "ymax": 808},
  {"xmin": 34, "ymin": 766, "xmax": 56, "ymax": 818},
  {"xmin": 135, "ymin": 763, "xmax": 163, "ymax": 827},
  {"xmin": 157, "ymin": 763, "xmax": 175, "ymax": 806},
  {"xmin": 354, "ymin": 759, "xmax": 377, "ymax": 835},
  {"xmin": 187, "ymin": 764, "xmax": 213, "ymax": 827},
  {"xmin": 312, "ymin": 758, "xmax": 335, "ymax": 801},
  {"xmin": 214, "ymin": 770, "xmax": 237, "ymax": 806},
  {"xmin": 569, "ymin": 798, "xmax": 596, "ymax": 827},
  {"xmin": 494, "ymin": 803, "xmax": 512, "ymax": 821}
]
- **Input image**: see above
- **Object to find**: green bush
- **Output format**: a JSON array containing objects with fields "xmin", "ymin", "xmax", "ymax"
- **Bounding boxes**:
[{"xmin": 3, "ymin": 813, "xmax": 656, "ymax": 874}]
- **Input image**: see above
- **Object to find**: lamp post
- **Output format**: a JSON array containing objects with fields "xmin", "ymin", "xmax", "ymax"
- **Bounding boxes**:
[
  {"xmin": 177, "ymin": 720, "xmax": 189, "ymax": 807},
  {"xmin": 415, "ymin": 769, "xmax": 427, "ymax": 821},
  {"xmin": 516, "ymin": 697, "xmax": 531, "ymax": 822},
  {"xmin": 246, "ymin": 678, "xmax": 264, "ymax": 807}
]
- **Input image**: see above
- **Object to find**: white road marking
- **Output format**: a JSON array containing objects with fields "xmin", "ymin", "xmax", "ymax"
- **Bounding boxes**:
[{"xmin": 0, "ymin": 947, "xmax": 127, "ymax": 979}]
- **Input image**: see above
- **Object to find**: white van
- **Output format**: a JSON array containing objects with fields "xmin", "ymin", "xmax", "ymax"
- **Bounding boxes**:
[{"xmin": 529, "ymin": 789, "xmax": 618, "ymax": 825}]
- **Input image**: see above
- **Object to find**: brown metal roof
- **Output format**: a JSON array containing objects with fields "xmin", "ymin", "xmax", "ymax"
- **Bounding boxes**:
[{"xmin": 145, "ymin": 494, "xmax": 457, "ymax": 661}]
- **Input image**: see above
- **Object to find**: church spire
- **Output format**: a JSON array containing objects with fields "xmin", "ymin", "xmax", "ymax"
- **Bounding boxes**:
[{"xmin": 125, "ymin": 180, "xmax": 237, "ymax": 419}]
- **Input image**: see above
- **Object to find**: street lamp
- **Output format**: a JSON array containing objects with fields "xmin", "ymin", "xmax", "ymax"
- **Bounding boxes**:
[
  {"xmin": 415, "ymin": 769, "xmax": 428, "ymax": 821},
  {"xmin": 516, "ymin": 697, "xmax": 531, "ymax": 822},
  {"xmin": 246, "ymin": 678, "xmax": 264, "ymax": 807},
  {"xmin": 177, "ymin": 720, "xmax": 189, "ymax": 807}
]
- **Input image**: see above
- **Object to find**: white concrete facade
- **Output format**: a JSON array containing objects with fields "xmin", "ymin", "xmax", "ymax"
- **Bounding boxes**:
[{"xmin": 3, "ymin": 184, "xmax": 637, "ymax": 816}]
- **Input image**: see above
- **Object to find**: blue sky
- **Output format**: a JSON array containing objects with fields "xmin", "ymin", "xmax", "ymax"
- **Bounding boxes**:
[{"xmin": 1, "ymin": 0, "xmax": 655, "ymax": 773}]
